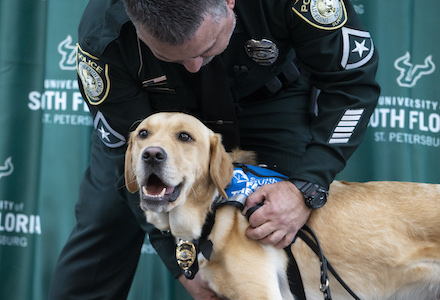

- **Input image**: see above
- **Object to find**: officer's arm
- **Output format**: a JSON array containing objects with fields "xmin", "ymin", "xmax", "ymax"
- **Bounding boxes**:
[{"xmin": 286, "ymin": 0, "xmax": 380, "ymax": 188}]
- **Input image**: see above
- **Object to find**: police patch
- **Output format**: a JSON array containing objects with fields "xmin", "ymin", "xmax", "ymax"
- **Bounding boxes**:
[
  {"xmin": 292, "ymin": 0, "xmax": 347, "ymax": 30},
  {"xmin": 341, "ymin": 27, "xmax": 374, "ymax": 70},
  {"xmin": 77, "ymin": 44, "xmax": 110, "ymax": 105}
]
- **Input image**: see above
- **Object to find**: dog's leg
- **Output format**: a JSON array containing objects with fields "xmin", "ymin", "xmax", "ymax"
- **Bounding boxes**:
[{"xmin": 202, "ymin": 246, "xmax": 292, "ymax": 300}]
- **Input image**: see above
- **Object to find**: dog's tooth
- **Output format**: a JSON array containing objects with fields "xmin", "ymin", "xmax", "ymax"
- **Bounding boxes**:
[{"xmin": 142, "ymin": 186, "xmax": 166, "ymax": 198}]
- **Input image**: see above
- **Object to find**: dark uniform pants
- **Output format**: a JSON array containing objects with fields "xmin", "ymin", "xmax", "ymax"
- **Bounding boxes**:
[{"xmin": 49, "ymin": 87, "xmax": 312, "ymax": 300}]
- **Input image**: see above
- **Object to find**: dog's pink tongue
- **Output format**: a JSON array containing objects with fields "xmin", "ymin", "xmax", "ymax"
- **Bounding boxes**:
[{"xmin": 164, "ymin": 186, "xmax": 175, "ymax": 194}]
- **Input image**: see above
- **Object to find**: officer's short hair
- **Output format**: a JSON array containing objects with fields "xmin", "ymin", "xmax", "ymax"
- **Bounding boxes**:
[{"xmin": 124, "ymin": 0, "xmax": 228, "ymax": 45}]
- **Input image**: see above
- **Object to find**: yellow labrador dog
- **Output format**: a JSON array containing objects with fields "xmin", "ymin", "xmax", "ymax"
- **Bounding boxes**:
[{"xmin": 125, "ymin": 112, "xmax": 440, "ymax": 300}]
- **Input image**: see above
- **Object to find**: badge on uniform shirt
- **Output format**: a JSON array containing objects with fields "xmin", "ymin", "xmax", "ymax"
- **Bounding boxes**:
[
  {"xmin": 292, "ymin": 0, "xmax": 347, "ymax": 30},
  {"xmin": 245, "ymin": 39, "xmax": 279, "ymax": 66},
  {"xmin": 77, "ymin": 44, "xmax": 110, "ymax": 105}
]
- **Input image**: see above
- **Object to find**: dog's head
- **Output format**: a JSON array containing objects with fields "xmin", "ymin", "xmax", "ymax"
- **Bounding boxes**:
[{"xmin": 125, "ymin": 112, "xmax": 233, "ymax": 234}]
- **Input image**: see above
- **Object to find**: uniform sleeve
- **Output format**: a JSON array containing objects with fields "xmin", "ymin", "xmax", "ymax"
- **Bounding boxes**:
[
  {"xmin": 149, "ymin": 230, "xmax": 184, "ymax": 278},
  {"xmin": 286, "ymin": 0, "xmax": 380, "ymax": 188}
]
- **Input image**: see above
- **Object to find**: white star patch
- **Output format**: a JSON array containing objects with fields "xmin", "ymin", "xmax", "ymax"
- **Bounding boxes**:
[
  {"xmin": 93, "ymin": 111, "xmax": 126, "ymax": 148},
  {"xmin": 98, "ymin": 126, "xmax": 111, "ymax": 142},
  {"xmin": 341, "ymin": 27, "xmax": 374, "ymax": 70},
  {"xmin": 352, "ymin": 40, "xmax": 369, "ymax": 57}
]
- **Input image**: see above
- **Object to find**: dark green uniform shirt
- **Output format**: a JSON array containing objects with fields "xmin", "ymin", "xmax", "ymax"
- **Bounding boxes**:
[{"xmin": 76, "ymin": 0, "xmax": 379, "ymax": 277}]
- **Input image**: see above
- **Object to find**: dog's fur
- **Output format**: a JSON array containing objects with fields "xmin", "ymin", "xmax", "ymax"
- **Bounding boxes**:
[{"xmin": 125, "ymin": 112, "xmax": 440, "ymax": 300}]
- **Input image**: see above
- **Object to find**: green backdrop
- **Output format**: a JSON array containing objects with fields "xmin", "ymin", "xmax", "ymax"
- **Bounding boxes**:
[{"xmin": 0, "ymin": 0, "xmax": 438, "ymax": 299}]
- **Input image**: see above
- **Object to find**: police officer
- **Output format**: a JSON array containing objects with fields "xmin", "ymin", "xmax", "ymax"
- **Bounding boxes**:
[{"xmin": 49, "ymin": 0, "xmax": 380, "ymax": 299}]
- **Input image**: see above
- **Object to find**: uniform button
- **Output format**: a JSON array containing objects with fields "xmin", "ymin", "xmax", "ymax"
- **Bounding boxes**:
[{"xmin": 233, "ymin": 65, "xmax": 249, "ymax": 74}]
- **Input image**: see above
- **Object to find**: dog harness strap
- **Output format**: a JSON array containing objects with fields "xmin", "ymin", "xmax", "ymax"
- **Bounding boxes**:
[
  {"xmin": 198, "ymin": 212, "xmax": 216, "ymax": 261},
  {"xmin": 297, "ymin": 225, "xmax": 361, "ymax": 300},
  {"xmin": 214, "ymin": 195, "xmax": 246, "ymax": 211}
]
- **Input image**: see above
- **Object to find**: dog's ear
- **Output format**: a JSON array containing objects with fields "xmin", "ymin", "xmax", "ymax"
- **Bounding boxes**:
[
  {"xmin": 124, "ymin": 133, "xmax": 139, "ymax": 193},
  {"xmin": 209, "ymin": 133, "xmax": 233, "ymax": 199}
]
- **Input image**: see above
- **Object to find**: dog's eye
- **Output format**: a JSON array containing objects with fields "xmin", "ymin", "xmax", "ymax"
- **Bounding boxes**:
[
  {"xmin": 178, "ymin": 132, "xmax": 193, "ymax": 142},
  {"xmin": 138, "ymin": 130, "xmax": 149, "ymax": 139}
]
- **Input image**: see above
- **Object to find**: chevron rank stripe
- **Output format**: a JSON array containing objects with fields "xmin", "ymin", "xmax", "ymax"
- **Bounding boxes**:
[{"xmin": 329, "ymin": 109, "xmax": 365, "ymax": 144}]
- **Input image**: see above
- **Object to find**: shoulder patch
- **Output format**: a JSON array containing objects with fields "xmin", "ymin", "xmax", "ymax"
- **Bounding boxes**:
[
  {"xmin": 292, "ymin": 0, "xmax": 347, "ymax": 30},
  {"xmin": 77, "ymin": 44, "xmax": 110, "ymax": 105},
  {"xmin": 341, "ymin": 27, "xmax": 374, "ymax": 70},
  {"xmin": 94, "ymin": 111, "xmax": 126, "ymax": 148}
]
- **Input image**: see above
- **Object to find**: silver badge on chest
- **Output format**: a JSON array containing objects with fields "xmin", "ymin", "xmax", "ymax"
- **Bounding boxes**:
[{"xmin": 245, "ymin": 39, "xmax": 279, "ymax": 66}]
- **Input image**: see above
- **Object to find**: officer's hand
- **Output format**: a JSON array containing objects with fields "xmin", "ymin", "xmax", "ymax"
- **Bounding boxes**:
[
  {"xmin": 243, "ymin": 181, "xmax": 312, "ymax": 248},
  {"xmin": 178, "ymin": 273, "xmax": 221, "ymax": 300}
]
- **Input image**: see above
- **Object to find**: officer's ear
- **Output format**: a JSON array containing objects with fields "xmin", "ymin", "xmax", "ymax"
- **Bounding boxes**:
[
  {"xmin": 125, "ymin": 134, "xmax": 139, "ymax": 193},
  {"xmin": 209, "ymin": 133, "xmax": 233, "ymax": 199},
  {"xmin": 225, "ymin": 0, "xmax": 235, "ymax": 10}
]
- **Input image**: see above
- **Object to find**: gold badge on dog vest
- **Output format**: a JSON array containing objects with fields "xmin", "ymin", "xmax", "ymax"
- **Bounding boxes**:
[
  {"xmin": 245, "ymin": 39, "xmax": 279, "ymax": 66},
  {"xmin": 176, "ymin": 240, "xmax": 196, "ymax": 270}
]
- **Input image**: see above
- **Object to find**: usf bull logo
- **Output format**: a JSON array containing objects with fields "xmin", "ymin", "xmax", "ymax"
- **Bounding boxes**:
[
  {"xmin": 394, "ymin": 52, "xmax": 436, "ymax": 88},
  {"xmin": 58, "ymin": 35, "xmax": 77, "ymax": 70},
  {"xmin": 0, "ymin": 157, "xmax": 14, "ymax": 180}
]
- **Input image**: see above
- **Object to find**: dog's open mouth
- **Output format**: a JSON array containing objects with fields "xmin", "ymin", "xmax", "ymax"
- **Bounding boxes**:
[{"xmin": 140, "ymin": 174, "xmax": 182, "ymax": 207}]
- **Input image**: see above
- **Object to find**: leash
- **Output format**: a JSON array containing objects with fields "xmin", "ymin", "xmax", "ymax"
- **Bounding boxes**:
[
  {"xmin": 296, "ymin": 225, "xmax": 331, "ymax": 299},
  {"xmin": 296, "ymin": 224, "xmax": 362, "ymax": 300}
]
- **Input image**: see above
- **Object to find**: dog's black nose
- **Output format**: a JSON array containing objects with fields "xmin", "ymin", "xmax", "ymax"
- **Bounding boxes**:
[{"xmin": 142, "ymin": 147, "xmax": 167, "ymax": 164}]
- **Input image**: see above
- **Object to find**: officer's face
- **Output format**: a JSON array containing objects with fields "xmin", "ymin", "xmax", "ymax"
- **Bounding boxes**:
[{"xmin": 136, "ymin": 1, "xmax": 236, "ymax": 73}]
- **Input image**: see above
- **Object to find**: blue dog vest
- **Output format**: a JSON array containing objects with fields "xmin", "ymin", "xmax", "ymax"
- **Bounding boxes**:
[{"xmin": 219, "ymin": 164, "xmax": 289, "ymax": 210}]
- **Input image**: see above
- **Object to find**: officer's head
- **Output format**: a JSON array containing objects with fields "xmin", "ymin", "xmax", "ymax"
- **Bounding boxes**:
[{"xmin": 124, "ymin": 0, "xmax": 236, "ymax": 73}]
